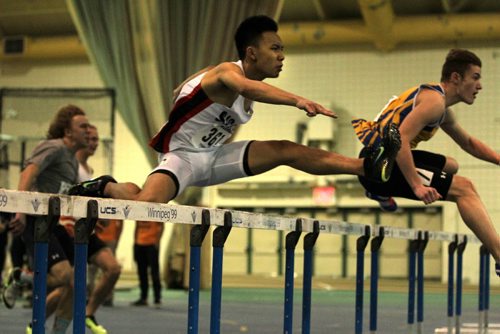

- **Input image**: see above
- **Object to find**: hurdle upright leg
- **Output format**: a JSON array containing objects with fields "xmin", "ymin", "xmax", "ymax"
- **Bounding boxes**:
[
  {"xmin": 210, "ymin": 211, "xmax": 232, "ymax": 334},
  {"xmin": 369, "ymin": 226, "xmax": 384, "ymax": 334},
  {"xmin": 447, "ymin": 237, "xmax": 457, "ymax": 333},
  {"xmin": 416, "ymin": 231, "xmax": 429, "ymax": 334},
  {"xmin": 478, "ymin": 246, "xmax": 486, "ymax": 333},
  {"xmin": 187, "ymin": 210, "xmax": 210, "ymax": 334},
  {"xmin": 32, "ymin": 196, "xmax": 60, "ymax": 334},
  {"xmin": 302, "ymin": 221, "xmax": 319, "ymax": 334},
  {"xmin": 73, "ymin": 200, "xmax": 98, "ymax": 334},
  {"xmin": 478, "ymin": 245, "xmax": 490, "ymax": 334},
  {"xmin": 455, "ymin": 236, "xmax": 467, "ymax": 334},
  {"xmin": 355, "ymin": 226, "xmax": 370, "ymax": 334},
  {"xmin": 283, "ymin": 219, "xmax": 302, "ymax": 334},
  {"xmin": 484, "ymin": 248, "xmax": 490, "ymax": 332},
  {"xmin": 407, "ymin": 238, "xmax": 419, "ymax": 334}
]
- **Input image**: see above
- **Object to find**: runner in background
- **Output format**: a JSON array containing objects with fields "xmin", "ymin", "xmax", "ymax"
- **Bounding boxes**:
[{"xmin": 131, "ymin": 220, "xmax": 164, "ymax": 307}]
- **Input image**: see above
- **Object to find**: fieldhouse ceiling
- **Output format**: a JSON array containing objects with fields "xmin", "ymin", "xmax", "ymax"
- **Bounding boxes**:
[
  {"xmin": 0, "ymin": 0, "xmax": 499, "ymax": 59},
  {"xmin": 279, "ymin": 0, "xmax": 500, "ymax": 20}
]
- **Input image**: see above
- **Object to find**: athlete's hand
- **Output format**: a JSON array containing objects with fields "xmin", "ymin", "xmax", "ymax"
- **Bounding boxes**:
[
  {"xmin": 412, "ymin": 184, "xmax": 442, "ymax": 205},
  {"xmin": 9, "ymin": 213, "xmax": 26, "ymax": 236},
  {"xmin": 296, "ymin": 99, "xmax": 337, "ymax": 118}
]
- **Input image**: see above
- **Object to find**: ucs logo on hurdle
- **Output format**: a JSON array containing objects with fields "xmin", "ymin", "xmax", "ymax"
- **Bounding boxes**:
[
  {"xmin": 98, "ymin": 205, "xmax": 132, "ymax": 219},
  {"xmin": 100, "ymin": 206, "xmax": 118, "ymax": 215}
]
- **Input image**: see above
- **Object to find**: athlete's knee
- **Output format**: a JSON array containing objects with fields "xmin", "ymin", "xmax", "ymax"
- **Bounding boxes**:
[
  {"xmin": 95, "ymin": 253, "xmax": 122, "ymax": 281},
  {"xmin": 60, "ymin": 270, "xmax": 74, "ymax": 288},
  {"xmin": 136, "ymin": 191, "xmax": 171, "ymax": 204},
  {"xmin": 123, "ymin": 182, "xmax": 141, "ymax": 195},
  {"xmin": 136, "ymin": 173, "xmax": 177, "ymax": 203},
  {"xmin": 457, "ymin": 175, "xmax": 477, "ymax": 193},
  {"xmin": 449, "ymin": 175, "xmax": 478, "ymax": 199},
  {"xmin": 49, "ymin": 264, "xmax": 73, "ymax": 288},
  {"xmin": 266, "ymin": 140, "xmax": 299, "ymax": 163},
  {"xmin": 104, "ymin": 262, "xmax": 122, "ymax": 281}
]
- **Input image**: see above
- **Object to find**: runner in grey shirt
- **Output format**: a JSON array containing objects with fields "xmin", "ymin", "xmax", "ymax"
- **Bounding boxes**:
[
  {"xmin": 7, "ymin": 105, "xmax": 90, "ymax": 334},
  {"xmin": 25, "ymin": 138, "xmax": 79, "ymax": 195}
]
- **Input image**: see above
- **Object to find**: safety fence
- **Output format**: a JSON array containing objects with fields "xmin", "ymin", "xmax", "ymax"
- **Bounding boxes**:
[{"xmin": 0, "ymin": 189, "xmax": 493, "ymax": 334}]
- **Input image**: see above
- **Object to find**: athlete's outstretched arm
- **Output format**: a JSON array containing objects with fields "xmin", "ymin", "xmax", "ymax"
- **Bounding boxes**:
[
  {"xmin": 441, "ymin": 109, "xmax": 500, "ymax": 165},
  {"xmin": 206, "ymin": 63, "xmax": 337, "ymax": 118}
]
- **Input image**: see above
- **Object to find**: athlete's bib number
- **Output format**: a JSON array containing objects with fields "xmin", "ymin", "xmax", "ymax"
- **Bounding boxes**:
[{"xmin": 191, "ymin": 125, "xmax": 232, "ymax": 148}]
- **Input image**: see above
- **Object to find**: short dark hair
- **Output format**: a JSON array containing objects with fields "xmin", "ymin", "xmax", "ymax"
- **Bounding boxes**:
[
  {"xmin": 234, "ymin": 15, "xmax": 278, "ymax": 60},
  {"xmin": 441, "ymin": 49, "xmax": 481, "ymax": 82},
  {"xmin": 47, "ymin": 104, "xmax": 86, "ymax": 139}
]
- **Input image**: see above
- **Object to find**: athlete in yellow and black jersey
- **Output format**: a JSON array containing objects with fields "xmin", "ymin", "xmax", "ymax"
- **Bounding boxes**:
[
  {"xmin": 353, "ymin": 83, "xmax": 446, "ymax": 149},
  {"xmin": 352, "ymin": 83, "xmax": 452, "ymax": 203},
  {"xmin": 352, "ymin": 49, "xmax": 500, "ymax": 276}
]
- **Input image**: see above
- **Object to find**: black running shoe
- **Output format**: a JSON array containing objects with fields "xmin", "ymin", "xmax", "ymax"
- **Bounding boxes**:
[
  {"xmin": 363, "ymin": 124, "xmax": 401, "ymax": 183},
  {"xmin": 496, "ymin": 262, "xmax": 500, "ymax": 277},
  {"xmin": 68, "ymin": 175, "xmax": 117, "ymax": 198},
  {"xmin": 131, "ymin": 299, "xmax": 148, "ymax": 306},
  {"xmin": 365, "ymin": 191, "xmax": 398, "ymax": 212}
]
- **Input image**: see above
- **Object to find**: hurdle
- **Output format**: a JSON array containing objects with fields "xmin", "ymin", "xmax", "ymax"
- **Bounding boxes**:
[
  {"xmin": 187, "ymin": 209, "xmax": 210, "ymax": 334},
  {"xmin": 302, "ymin": 220, "xmax": 319, "ymax": 334},
  {"xmin": 210, "ymin": 211, "xmax": 232, "ymax": 334},
  {"xmin": 283, "ymin": 219, "xmax": 302, "ymax": 334},
  {"xmin": 479, "ymin": 245, "xmax": 491, "ymax": 333},
  {"xmin": 369, "ymin": 226, "xmax": 384, "ymax": 333},
  {"xmin": 0, "ymin": 189, "xmax": 493, "ymax": 334},
  {"xmin": 31, "ymin": 197, "xmax": 60, "ymax": 333},
  {"xmin": 355, "ymin": 226, "xmax": 371, "ymax": 334},
  {"xmin": 73, "ymin": 200, "xmax": 98, "ymax": 334}
]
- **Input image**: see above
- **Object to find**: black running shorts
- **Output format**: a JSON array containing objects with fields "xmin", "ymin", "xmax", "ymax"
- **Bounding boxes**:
[
  {"xmin": 23, "ymin": 216, "xmax": 69, "ymax": 270},
  {"xmin": 53, "ymin": 224, "xmax": 107, "ymax": 266},
  {"xmin": 358, "ymin": 149, "xmax": 453, "ymax": 200}
]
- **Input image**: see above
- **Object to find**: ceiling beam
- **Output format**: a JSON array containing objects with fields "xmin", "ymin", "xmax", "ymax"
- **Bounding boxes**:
[
  {"xmin": 280, "ymin": 20, "xmax": 370, "ymax": 45},
  {"xmin": 274, "ymin": 0, "xmax": 286, "ymax": 21},
  {"xmin": 311, "ymin": 0, "xmax": 326, "ymax": 20},
  {"xmin": 357, "ymin": 0, "xmax": 395, "ymax": 51},
  {"xmin": 280, "ymin": 13, "xmax": 500, "ymax": 50},
  {"xmin": 2, "ymin": 13, "xmax": 500, "ymax": 61}
]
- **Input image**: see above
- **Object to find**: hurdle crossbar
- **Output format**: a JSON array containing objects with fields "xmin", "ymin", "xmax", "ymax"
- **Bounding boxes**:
[{"xmin": 0, "ymin": 189, "xmax": 483, "ymax": 244}]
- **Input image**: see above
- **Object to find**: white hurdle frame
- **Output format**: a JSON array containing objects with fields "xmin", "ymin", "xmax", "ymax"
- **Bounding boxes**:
[{"xmin": 0, "ymin": 189, "xmax": 490, "ymax": 334}]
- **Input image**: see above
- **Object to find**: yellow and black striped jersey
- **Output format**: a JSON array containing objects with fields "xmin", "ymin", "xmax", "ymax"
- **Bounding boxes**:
[{"xmin": 352, "ymin": 83, "xmax": 446, "ymax": 149}]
